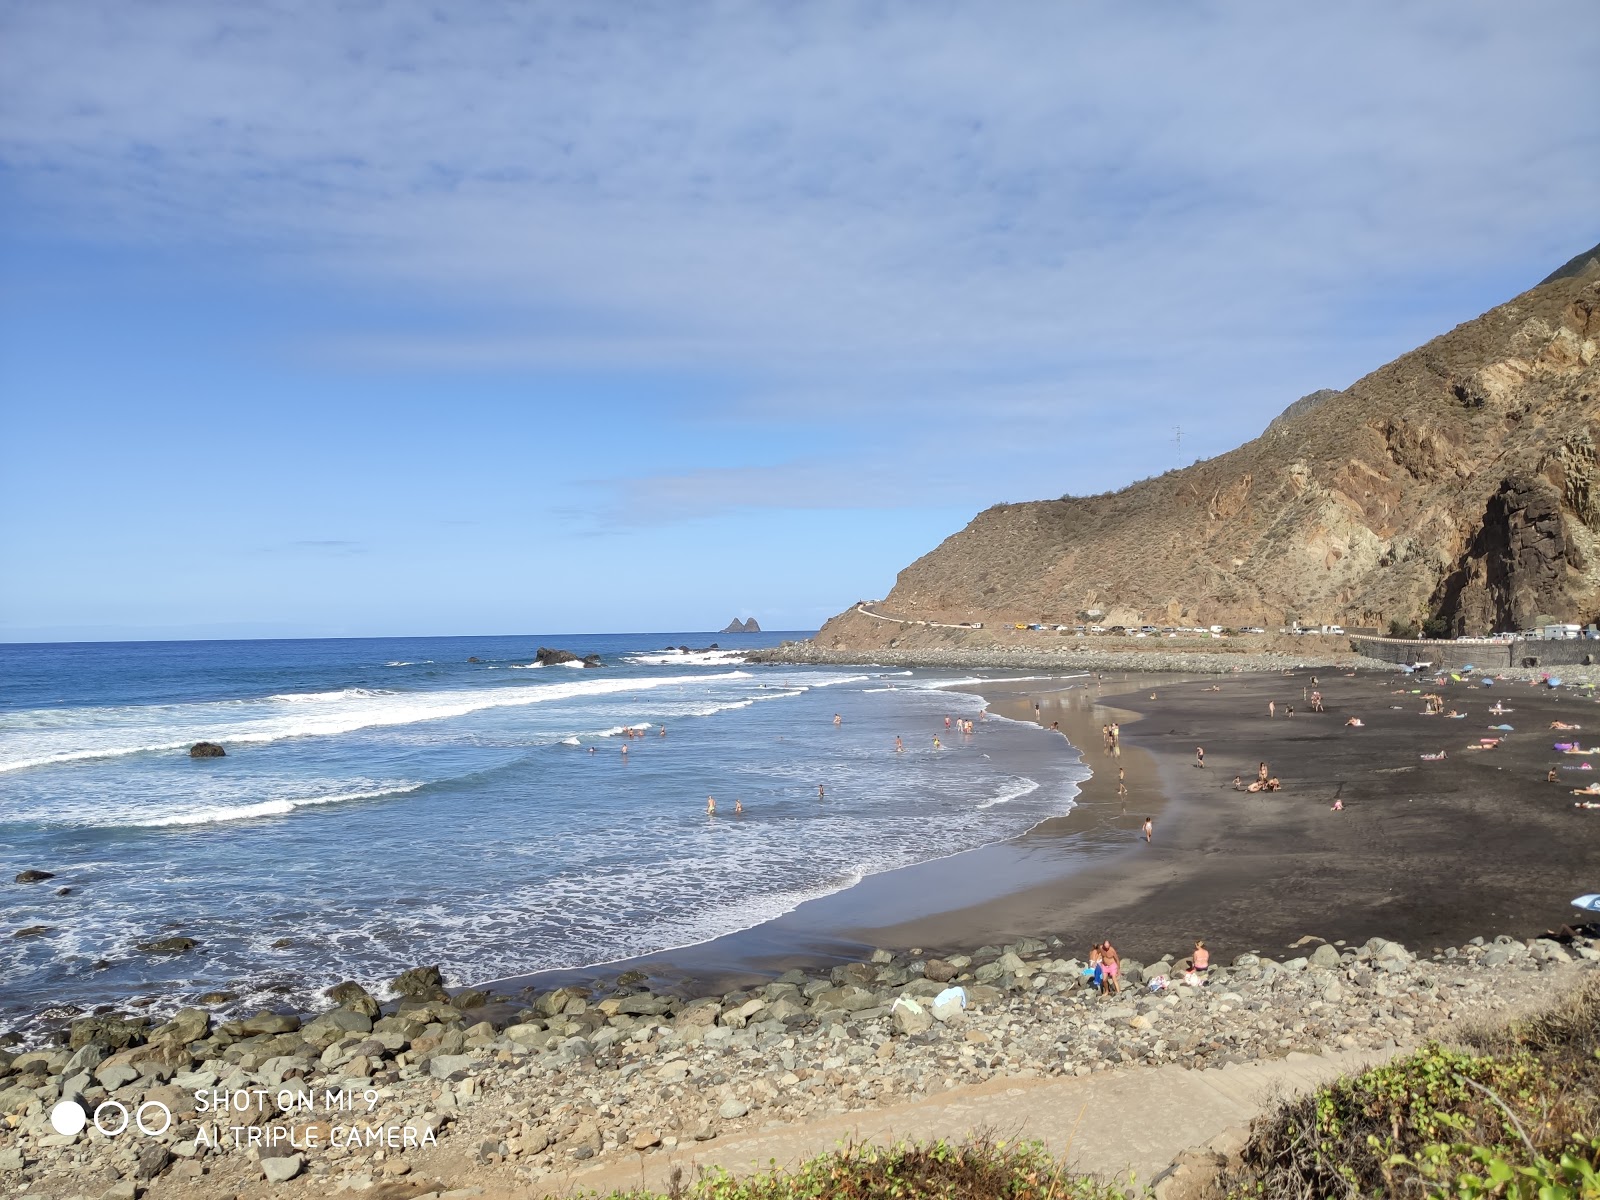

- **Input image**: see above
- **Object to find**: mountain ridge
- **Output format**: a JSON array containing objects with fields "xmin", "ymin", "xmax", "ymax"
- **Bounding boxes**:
[{"xmin": 813, "ymin": 246, "xmax": 1600, "ymax": 650}]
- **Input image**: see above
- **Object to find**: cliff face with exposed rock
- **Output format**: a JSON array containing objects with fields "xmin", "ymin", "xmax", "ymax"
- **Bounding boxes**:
[{"xmin": 815, "ymin": 245, "xmax": 1600, "ymax": 650}]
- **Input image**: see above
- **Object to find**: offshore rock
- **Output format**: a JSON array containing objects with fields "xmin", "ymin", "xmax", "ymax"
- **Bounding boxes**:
[{"xmin": 188, "ymin": 742, "xmax": 226, "ymax": 758}]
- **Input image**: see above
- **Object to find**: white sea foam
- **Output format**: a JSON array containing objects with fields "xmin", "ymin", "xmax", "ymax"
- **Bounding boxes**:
[
  {"xmin": 0, "ymin": 672, "xmax": 754, "ymax": 774},
  {"xmin": 559, "ymin": 736, "xmax": 582, "ymax": 747},
  {"xmin": 625, "ymin": 649, "xmax": 747, "ymax": 667},
  {"xmin": 126, "ymin": 782, "xmax": 425, "ymax": 828},
  {"xmin": 975, "ymin": 777, "xmax": 1041, "ymax": 808}
]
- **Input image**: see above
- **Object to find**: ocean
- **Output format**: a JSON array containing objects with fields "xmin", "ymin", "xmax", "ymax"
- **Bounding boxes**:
[{"xmin": 0, "ymin": 634, "xmax": 1087, "ymax": 1032}]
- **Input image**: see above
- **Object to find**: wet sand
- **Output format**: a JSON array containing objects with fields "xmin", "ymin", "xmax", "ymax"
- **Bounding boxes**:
[
  {"xmin": 858, "ymin": 668, "xmax": 1600, "ymax": 962},
  {"xmin": 496, "ymin": 667, "xmax": 1600, "ymax": 998}
]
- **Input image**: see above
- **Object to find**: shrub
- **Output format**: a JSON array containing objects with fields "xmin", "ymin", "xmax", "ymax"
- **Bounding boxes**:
[
  {"xmin": 1225, "ymin": 978, "xmax": 1600, "ymax": 1198},
  {"xmin": 596, "ymin": 1135, "xmax": 1144, "ymax": 1199}
]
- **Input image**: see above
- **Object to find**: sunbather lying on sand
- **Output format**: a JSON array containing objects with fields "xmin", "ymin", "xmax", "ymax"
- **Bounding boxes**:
[
  {"xmin": 1345, "ymin": 717, "xmax": 1364, "ymax": 727},
  {"xmin": 1572, "ymin": 782, "xmax": 1600, "ymax": 795},
  {"xmin": 1420, "ymin": 751, "xmax": 1446, "ymax": 761},
  {"xmin": 1575, "ymin": 801, "xmax": 1600, "ymax": 810},
  {"xmin": 1551, "ymin": 721, "xmax": 1581, "ymax": 730},
  {"xmin": 1246, "ymin": 777, "xmax": 1282, "ymax": 792}
]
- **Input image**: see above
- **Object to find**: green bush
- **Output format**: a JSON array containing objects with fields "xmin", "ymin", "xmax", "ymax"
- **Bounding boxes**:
[
  {"xmin": 595, "ymin": 1135, "xmax": 1144, "ymax": 1199},
  {"xmin": 1226, "ymin": 978, "xmax": 1600, "ymax": 1197}
]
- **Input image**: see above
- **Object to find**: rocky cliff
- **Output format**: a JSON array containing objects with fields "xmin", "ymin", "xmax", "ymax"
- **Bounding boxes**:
[{"xmin": 816, "ymin": 245, "xmax": 1600, "ymax": 650}]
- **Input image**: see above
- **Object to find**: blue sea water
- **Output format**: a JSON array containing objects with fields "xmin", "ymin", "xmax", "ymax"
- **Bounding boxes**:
[{"xmin": 0, "ymin": 634, "xmax": 1086, "ymax": 1030}]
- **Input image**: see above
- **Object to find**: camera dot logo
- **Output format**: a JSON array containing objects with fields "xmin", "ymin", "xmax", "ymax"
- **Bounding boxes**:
[{"xmin": 50, "ymin": 1100, "xmax": 87, "ymax": 1136}]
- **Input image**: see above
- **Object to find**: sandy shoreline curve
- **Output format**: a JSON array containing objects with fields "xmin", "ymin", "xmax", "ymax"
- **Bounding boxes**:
[{"xmin": 494, "ymin": 663, "xmax": 1600, "ymax": 1001}]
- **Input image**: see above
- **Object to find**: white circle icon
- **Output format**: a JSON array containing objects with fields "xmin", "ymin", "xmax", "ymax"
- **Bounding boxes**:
[{"xmin": 50, "ymin": 1099, "xmax": 87, "ymax": 1136}]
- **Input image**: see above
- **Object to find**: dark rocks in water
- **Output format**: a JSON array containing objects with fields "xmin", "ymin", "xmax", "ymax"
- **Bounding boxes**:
[
  {"xmin": 188, "ymin": 742, "xmax": 226, "ymax": 758},
  {"xmin": 270, "ymin": 937, "xmax": 294, "ymax": 949},
  {"xmin": 135, "ymin": 936, "xmax": 197, "ymax": 955},
  {"xmin": 391, "ymin": 963, "xmax": 449, "ymax": 1000},
  {"xmin": 54, "ymin": 886, "xmax": 73, "ymax": 896},
  {"xmin": 535, "ymin": 647, "xmax": 604, "ymax": 668},
  {"xmin": 324, "ymin": 980, "xmax": 373, "ymax": 1005},
  {"xmin": 196, "ymin": 991, "xmax": 237, "ymax": 1005},
  {"xmin": 14, "ymin": 870, "xmax": 55, "ymax": 883},
  {"xmin": 13, "ymin": 925, "xmax": 52, "ymax": 939},
  {"xmin": 467, "ymin": 656, "xmax": 483, "ymax": 663},
  {"xmin": 720, "ymin": 617, "xmax": 761, "ymax": 633}
]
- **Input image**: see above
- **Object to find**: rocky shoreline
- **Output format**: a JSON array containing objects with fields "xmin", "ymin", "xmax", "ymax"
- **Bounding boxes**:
[{"xmin": 3, "ymin": 927, "xmax": 1596, "ymax": 1197}]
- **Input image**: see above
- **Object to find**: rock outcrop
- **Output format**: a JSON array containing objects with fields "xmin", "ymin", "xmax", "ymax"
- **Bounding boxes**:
[
  {"xmin": 720, "ymin": 617, "xmax": 761, "ymax": 633},
  {"xmin": 187, "ymin": 742, "xmax": 226, "ymax": 758},
  {"xmin": 534, "ymin": 647, "xmax": 603, "ymax": 668},
  {"xmin": 812, "ymin": 244, "xmax": 1600, "ymax": 648}
]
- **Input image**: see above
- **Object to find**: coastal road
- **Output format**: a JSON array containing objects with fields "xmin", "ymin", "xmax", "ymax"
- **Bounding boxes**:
[{"xmin": 542, "ymin": 1042, "xmax": 1401, "ymax": 1196}]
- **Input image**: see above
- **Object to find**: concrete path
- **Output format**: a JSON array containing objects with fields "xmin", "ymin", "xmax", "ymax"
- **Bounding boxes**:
[{"xmin": 539, "ymin": 1044, "xmax": 1402, "ymax": 1196}]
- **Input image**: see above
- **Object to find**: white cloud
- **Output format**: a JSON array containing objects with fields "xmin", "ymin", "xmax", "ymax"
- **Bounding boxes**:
[{"xmin": 3, "ymin": 1, "xmax": 1596, "ymax": 517}]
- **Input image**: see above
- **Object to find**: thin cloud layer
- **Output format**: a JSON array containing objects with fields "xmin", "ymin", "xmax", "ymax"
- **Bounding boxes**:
[{"xmin": 3, "ymin": 2, "xmax": 1597, "ymax": 521}]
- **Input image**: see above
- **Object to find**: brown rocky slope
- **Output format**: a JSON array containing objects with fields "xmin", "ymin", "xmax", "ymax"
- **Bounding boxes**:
[{"xmin": 817, "ymin": 243, "xmax": 1600, "ymax": 650}]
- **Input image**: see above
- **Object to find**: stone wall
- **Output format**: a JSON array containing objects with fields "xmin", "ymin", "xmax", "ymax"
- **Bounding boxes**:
[{"xmin": 1350, "ymin": 635, "xmax": 1600, "ymax": 669}]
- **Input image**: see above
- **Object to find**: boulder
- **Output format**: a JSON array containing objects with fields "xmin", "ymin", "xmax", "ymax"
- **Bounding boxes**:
[
  {"xmin": 188, "ymin": 742, "xmax": 226, "ymax": 758},
  {"xmin": 922, "ymin": 959, "xmax": 957, "ymax": 983},
  {"xmin": 240, "ymin": 1011, "xmax": 300, "ymax": 1035},
  {"xmin": 890, "ymin": 997, "xmax": 933, "ymax": 1036},
  {"xmin": 536, "ymin": 986, "xmax": 591, "ymax": 1018},
  {"xmin": 810, "ymin": 985, "xmax": 876, "ymax": 1013},
  {"xmin": 12, "ymin": 925, "xmax": 51, "ymax": 938},
  {"xmin": 149, "ymin": 1008, "xmax": 209, "ymax": 1046},
  {"xmin": 69, "ymin": 1014, "xmax": 146, "ymax": 1050},
  {"xmin": 13, "ymin": 870, "xmax": 54, "ymax": 884},
  {"xmin": 719, "ymin": 999, "xmax": 767, "ymax": 1029},
  {"xmin": 934, "ymin": 985, "xmax": 966, "ymax": 1024},
  {"xmin": 261, "ymin": 1153, "xmax": 303, "ymax": 1183},
  {"xmin": 135, "ymin": 936, "xmax": 197, "ymax": 955},
  {"xmin": 675, "ymin": 998, "xmax": 722, "ymax": 1028},
  {"xmin": 428, "ymin": 1054, "xmax": 475, "ymax": 1080},
  {"xmin": 324, "ymin": 980, "xmax": 373, "ymax": 1005},
  {"xmin": 1309, "ymin": 943, "xmax": 1342, "ymax": 969},
  {"xmin": 134, "ymin": 1144, "xmax": 173, "ymax": 1181},
  {"xmin": 390, "ymin": 964, "xmax": 448, "ymax": 1000}
]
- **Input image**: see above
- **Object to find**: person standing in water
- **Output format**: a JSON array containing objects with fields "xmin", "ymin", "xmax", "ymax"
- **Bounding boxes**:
[
  {"xmin": 895, "ymin": 736, "xmax": 904, "ymax": 753},
  {"xmin": 817, "ymin": 784, "xmax": 825, "ymax": 800},
  {"xmin": 932, "ymin": 736, "xmax": 942, "ymax": 749},
  {"xmin": 833, "ymin": 713, "xmax": 842, "ymax": 726},
  {"xmin": 1142, "ymin": 816, "xmax": 1154, "ymax": 843},
  {"xmin": 706, "ymin": 796, "xmax": 716, "ymax": 815},
  {"xmin": 734, "ymin": 799, "xmax": 743, "ymax": 815}
]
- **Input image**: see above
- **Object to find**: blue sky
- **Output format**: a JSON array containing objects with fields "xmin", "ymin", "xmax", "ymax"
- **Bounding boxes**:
[{"xmin": 2, "ymin": 2, "xmax": 1596, "ymax": 640}]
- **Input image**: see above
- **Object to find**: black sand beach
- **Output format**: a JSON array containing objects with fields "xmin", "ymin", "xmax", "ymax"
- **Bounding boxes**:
[
  {"xmin": 500, "ymin": 666, "xmax": 1600, "ymax": 1000},
  {"xmin": 858, "ymin": 668, "xmax": 1600, "ymax": 961}
]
